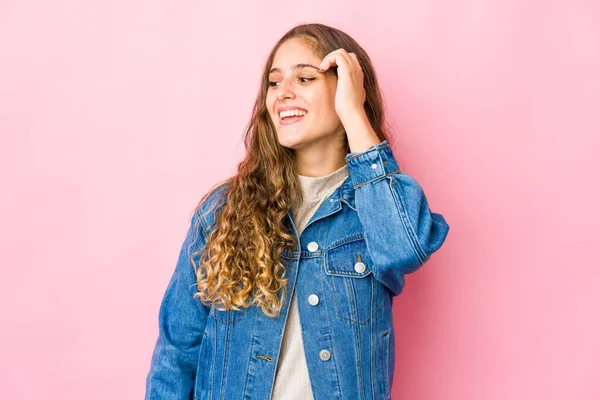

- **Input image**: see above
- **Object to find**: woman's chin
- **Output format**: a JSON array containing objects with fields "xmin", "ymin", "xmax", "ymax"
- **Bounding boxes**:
[{"xmin": 277, "ymin": 133, "xmax": 306, "ymax": 150}]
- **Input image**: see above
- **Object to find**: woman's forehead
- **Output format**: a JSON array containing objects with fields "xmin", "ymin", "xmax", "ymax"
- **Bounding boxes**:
[{"xmin": 272, "ymin": 39, "xmax": 319, "ymax": 65}]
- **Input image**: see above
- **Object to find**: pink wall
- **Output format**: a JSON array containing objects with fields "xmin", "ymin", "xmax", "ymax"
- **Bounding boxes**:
[{"xmin": 1, "ymin": 1, "xmax": 598, "ymax": 399}]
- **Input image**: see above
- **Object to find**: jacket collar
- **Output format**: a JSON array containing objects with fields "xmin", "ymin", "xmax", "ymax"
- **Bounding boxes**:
[
  {"xmin": 337, "ymin": 173, "xmax": 356, "ymax": 210},
  {"xmin": 285, "ymin": 172, "xmax": 356, "ymax": 240}
]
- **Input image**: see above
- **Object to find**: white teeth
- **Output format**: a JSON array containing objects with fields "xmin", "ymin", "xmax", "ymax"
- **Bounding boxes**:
[{"xmin": 279, "ymin": 109, "xmax": 307, "ymax": 119}]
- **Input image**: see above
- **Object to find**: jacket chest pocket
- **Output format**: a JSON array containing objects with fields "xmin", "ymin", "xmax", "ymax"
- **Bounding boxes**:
[{"xmin": 324, "ymin": 236, "xmax": 384, "ymax": 324}]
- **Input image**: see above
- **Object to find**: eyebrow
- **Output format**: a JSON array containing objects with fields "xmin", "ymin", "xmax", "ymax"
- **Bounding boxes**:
[{"xmin": 269, "ymin": 63, "xmax": 319, "ymax": 74}]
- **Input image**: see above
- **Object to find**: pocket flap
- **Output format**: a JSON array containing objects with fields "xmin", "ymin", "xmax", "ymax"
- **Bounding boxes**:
[{"xmin": 325, "ymin": 236, "xmax": 373, "ymax": 278}]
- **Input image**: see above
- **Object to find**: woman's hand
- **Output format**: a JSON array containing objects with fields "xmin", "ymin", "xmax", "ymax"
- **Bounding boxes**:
[
  {"xmin": 318, "ymin": 48, "xmax": 366, "ymax": 123},
  {"xmin": 318, "ymin": 48, "xmax": 380, "ymax": 153}
]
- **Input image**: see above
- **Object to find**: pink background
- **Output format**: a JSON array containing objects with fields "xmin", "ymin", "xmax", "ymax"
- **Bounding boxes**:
[{"xmin": 1, "ymin": 1, "xmax": 598, "ymax": 399}]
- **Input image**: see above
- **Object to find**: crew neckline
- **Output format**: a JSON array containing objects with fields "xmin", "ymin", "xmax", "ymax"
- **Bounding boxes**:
[{"xmin": 297, "ymin": 164, "xmax": 349, "ymax": 201}]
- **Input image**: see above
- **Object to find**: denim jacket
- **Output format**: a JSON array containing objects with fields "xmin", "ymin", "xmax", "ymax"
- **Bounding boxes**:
[{"xmin": 145, "ymin": 140, "xmax": 450, "ymax": 400}]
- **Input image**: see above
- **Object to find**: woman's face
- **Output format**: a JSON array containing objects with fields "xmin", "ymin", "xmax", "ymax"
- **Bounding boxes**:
[{"xmin": 266, "ymin": 38, "xmax": 344, "ymax": 151}]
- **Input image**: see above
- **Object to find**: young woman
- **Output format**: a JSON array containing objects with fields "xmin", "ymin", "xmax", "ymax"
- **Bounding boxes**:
[{"xmin": 145, "ymin": 23, "xmax": 450, "ymax": 400}]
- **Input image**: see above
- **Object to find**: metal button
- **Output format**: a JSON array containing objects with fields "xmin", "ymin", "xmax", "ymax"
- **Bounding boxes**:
[
  {"xmin": 371, "ymin": 163, "xmax": 377, "ymax": 169},
  {"xmin": 354, "ymin": 262, "xmax": 366, "ymax": 273},
  {"xmin": 308, "ymin": 294, "xmax": 319, "ymax": 306},
  {"xmin": 319, "ymin": 349, "xmax": 331, "ymax": 361},
  {"xmin": 307, "ymin": 242, "xmax": 319, "ymax": 252}
]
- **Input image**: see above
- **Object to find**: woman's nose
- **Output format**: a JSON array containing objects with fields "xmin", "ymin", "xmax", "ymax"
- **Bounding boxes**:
[{"xmin": 276, "ymin": 79, "xmax": 296, "ymax": 101}]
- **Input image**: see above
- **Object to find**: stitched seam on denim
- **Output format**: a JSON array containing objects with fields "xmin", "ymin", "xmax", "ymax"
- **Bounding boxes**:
[
  {"xmin": 330, "ymin": 274, "xmax": 342, "ymax": 321},
  {"xmin": 194, "ymin": 339, "xmax": 207, "ymax": 399},
  {"xmin": 353, "ymin": 168, "xmax": 399, "ymax": 189},
  {"xmin": 208, "ymin": 321, "xmax": 216, "ymax": 398},
  {"xmin": 299, "ymin": 250, "xmax": 323, "ymax": 258},
  {"xmin": 219, "ymin": 322, "xmax": 232, "ymax": 400},
  {"xmin": 324, "ymin": 232, "xmax": 364, "ymax": 251},
  {"xmin": 370, "ymin": 301, "xmax": 376, "ymax": 400},
  {"xmin": 326, "ymin": 269, "xmax": 371, "ymax": 278},
  {"xmin": 318, "ymin": 258, "xmax": 344, "ymax": 399},
  {"xmin": 389, "ymin": 176, "xmax": 427, "ymax": 265},
  {"xmin": 213, "ymin": 309, "xmax": 246, "ymax": 324},
  {"xmin": 188, "ymin": 211, "xmax": 206, "ymax": 288},
  {"xmin": 350, "ymin": 289, "xmax": 366, "ymax": 400},
  {"xmin": 345, "ymin": 144, "xmax": 390, "ymax": 162},
  {"xmin": 335, "ymin": 304, "xmax": 383, "ymax": 325},
  {"xmin": 242, "ymin": 311, "xmax": 259, "ymax": 398},
  {"xmin": 394, "ymin": 178, "xmax": 427, "ymax": 263},
  {"xmin": 346, "ymin": 277, "xmax": 359, "ymax": 324}
]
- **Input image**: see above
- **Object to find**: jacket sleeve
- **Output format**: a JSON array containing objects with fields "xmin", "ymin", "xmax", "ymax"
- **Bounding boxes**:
[
  {"xmin": 145, "ymin": 209, "xmax": 211, "ymax": 400},
  {"xmin": 345, "ymin": 139, "xmax": 450, "ymax": 296}
]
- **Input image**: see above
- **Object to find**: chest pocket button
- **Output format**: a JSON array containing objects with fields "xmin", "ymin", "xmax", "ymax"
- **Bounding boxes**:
[{"xmin": 354, "ymin": 261, "xmax": 366, "ymax": 273}]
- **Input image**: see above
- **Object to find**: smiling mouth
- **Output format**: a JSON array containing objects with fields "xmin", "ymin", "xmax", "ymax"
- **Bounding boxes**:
[
  {"xmin": 280, "ymin": 115, "xmax": 305, "ymax": 125},
  {"xmin": 279, "ymin": 112, "xmax": 307, "ymax": 126}
]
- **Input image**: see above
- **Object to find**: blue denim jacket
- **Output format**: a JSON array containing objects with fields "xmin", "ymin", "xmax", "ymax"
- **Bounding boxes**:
[{"xmin": 145, "ymin": 140, "xmax": 450, "ymax": 400}]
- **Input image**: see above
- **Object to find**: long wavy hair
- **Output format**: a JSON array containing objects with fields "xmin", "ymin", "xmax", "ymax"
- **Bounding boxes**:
[{"xmin": 190, "ymin": 23, "xmax": 392, "ymax": 318}]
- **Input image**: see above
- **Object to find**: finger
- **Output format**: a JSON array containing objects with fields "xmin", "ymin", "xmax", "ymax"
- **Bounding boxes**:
[
  {"xmin": 318, "ymin": 49, "xmax": 352, "ymax": 73},
  {"xmin": 348, "ymin": 53, "xmax": 365, "ymax": 78},
  {"xmin": 331, "ymin": 51, "xmax": 361, "ymax": 82},
  {"xmin": 318, "ymin": 50, "xmax": 345, "ymax": 71},
  {"xmin": 348, "ymin": 52, "xmax": 362, "ymax": 71},
  {"xmin": 346, "ymin": 53, "xmax": 366, "ymax": 102}
]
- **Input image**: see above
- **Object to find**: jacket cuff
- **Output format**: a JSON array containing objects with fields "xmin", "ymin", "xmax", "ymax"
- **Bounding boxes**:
[{"xmin": 344, "ymin": 139, "xmax": 401, "ymax": 188}]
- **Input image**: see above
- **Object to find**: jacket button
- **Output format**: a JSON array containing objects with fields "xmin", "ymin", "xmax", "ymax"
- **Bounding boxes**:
[
  {"xmin": 354, "ymin": 261, "xmax": 366, "ymax": 273},
  {"xmin": 307, "ymin": 242, "xmax": 319, "ymax": 252},
  {"xmin": 308, "ymin": 294, "xmax": 319, "ymax": 305},
  {"xmin": 319, "ymin": 349, "xmax": 331, "ymax": 361}
]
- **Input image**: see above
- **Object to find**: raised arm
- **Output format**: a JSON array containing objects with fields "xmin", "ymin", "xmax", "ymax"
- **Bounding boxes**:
[{"xmin": 345, "ymin": 140, "xmax": 450, "ymax": 296}]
